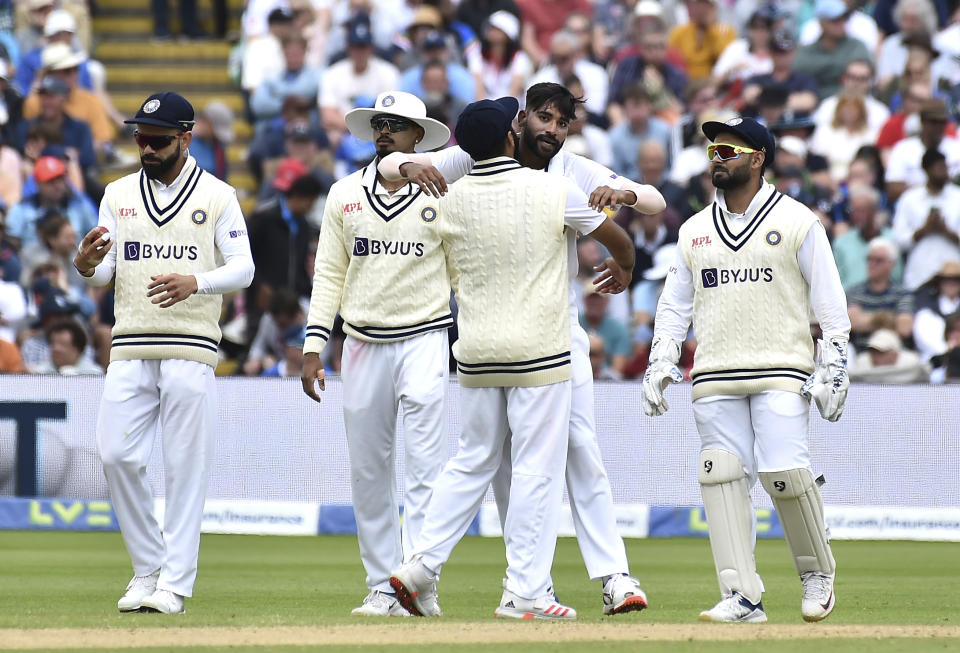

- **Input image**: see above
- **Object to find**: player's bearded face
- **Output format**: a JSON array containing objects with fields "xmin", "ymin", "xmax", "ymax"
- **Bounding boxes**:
[
  {"xmin": 711, "ymin": 154, "xmax": 754, "ymax": 190},
  {"xmin": 521, "ymin": 104, "xmax": 568, "ymax": 160},
  {"xmin": 141, "ymin": 140, "xmax": 182, "ymax": 180}
]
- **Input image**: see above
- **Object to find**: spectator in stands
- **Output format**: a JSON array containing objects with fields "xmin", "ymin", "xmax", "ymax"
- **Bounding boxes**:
[
  {"xmin": 456, "ymin": 0, "xmax": 520, "ymax": 39},
  {"xmin": 913, "ymin": 261, "xmax": 960, "ymax": 361},
  {"xmin": 809, "ymin": 93, "xmax": 881, "ymax": 183},
  {"xmin": 20, "ymin": 289, "xmax": 77, "ymax": 369},
  {"xmin": 876, "ymin": 82, "xmax": 937, "ymax": 156},
  {"xmin": 0, "ymin": 274, "xmax": 26, "ymax": 344},
  {"xmin": 636, "ymin": 139, "xmax": 687, "ymax": 220},
  {"xmin": 17, "ymin": 75, "xmax": 95, "ymax": 177},
  {"xmin": 246, "ymin": 173, "xmax": 324, "ymax": 342},
  {"xmin": 833, "ymin": 183, "xmax": 898, "ymax": 290},
  {"xmin": 528, "ymin": 30, "xmax": 608, "ymax": 117},
  {"xmin": 29, "ymin": 316, "xmax": 101, "ymax": 375},
  {"xmin": 608, "ymin": 84, "xmax": 671, "ymax": 182},
  {"xmin": 250, "ymin": 35, "xmax": 321, "ymax": 124},
  {"xmin": 16, "ymin": 9, "xmax": 90, "ymax": 96},
  {"xmin": 5, "ymin": 156, "xmax": 95, "ymax": 250},
  {"xmin": 16, "ymin": 0, "xmax": 55, "ymax": 55},
  {"xmin": 580, "ymin": 282, "xmax": 631, "ymax": 380},
  {"xmin": 20, "ymin": 212, "xmax": 75, "ymax": 287},
  {"xmin": 0, "ymin": 337, "xmax": 25, "ymax": 373},
  {"xmin": 401, "ymin": 30, "xmax": 475, "ymax": 109},
  {"xmin": 893, "ymin": 148, "xmax": 960, "ymax": 290},
  {"xmin": 418, "ymin": 60, "xmax": 467, "ymax": 140},
  {"xmin": 469, "ymin": 10, "xmax": 532, "ymax": 101},
  {"xmin": 877, "ymin": 0, "xmax": 940, "ymax": 89},
  {"xmin": 261, "ymin": 325, "xmax": 306, "ymax": 377},
  {"xmin": 667, "ymin": 0, "xmax": 736, "ymax": 81},
  {"xmin": 151, "ymin": 0, "xmax": 207, "ymax": 40},
  {"xmin": 793, "ymin": 0, "xmax": 871, "ymax": 100},
  {"xmin": 623, "ymin": 196, "xmax": 678, "ymax": 287},
  {"xmin": 632, "ymin": 243, "xmax": 676, "ymax": 345},
  {"xmin": 246, "ymin": 96, "xmax": 325, "ymax": 185},
  {"xmin": 768, "ymin": 111, "xmax": 833, "ymax": 188},
  {"xmin": 259, "ymin": 125, "xmax": 335, "ymax": 201},
  {"xmin": 26, "ymin": 43, "xmax": 115, "ymax": 151},
  {"xmin": 742, "ymin": 29, "xmax": 818, "ymax": 114},
  {"xmin": 711, "ymin": 5, "xmax": 777, "ymax": 91},
  {"xmin": 517, "ymin": 0, "xmax": 591, "ymax": 66},
  {"xmin": 880, "ymin": 38, "xmax": 951, "ymax": 115},
  {"xmin": 671, "ymin": 80, "xmax": 719, "ymax": 162},
  {"xmin": 190, "ymin": 101, "xmax": 234, "ymax": 181},
  {"xmin": 575, "ymin": 237, "xmax": 630, "ymax": 324},
  {"xmin": 243, "ymin": 288, "xmax": 305, "ymax": 376},
  {"xmin": 241, "ymin": 8, "xmax": 294, "ymax": 103},
  {"xmin": 609, "ymin": 22, "xmax": 687, "ymax": 126},
  {"xmin": 0, "ymin": 60, "xmax": 23, "ymax": 150},
  {"xmin": 813, "ymin": 59, "xmax": 891, "ymax": 137},
  {"xmin": 319, "ymin": 19, "xmax": 399, "ymax": 148},
  {"xmin": 847, "ymin": 238, "xmax": 914, "ymax": 350},
  {"xmin": 930, "ymin": 314, "xmax": 960, "ymax": 383},
  {"xmin": 886, "ymin": 99, "xmax": 960, "ymax": 203},
  {"xmin": 560, "ymin": 74, "xmax": 612, "ymax": 168},
  {"xmin": 849, "ymin": 328, "xmax": 929, "ymax": 384},
  {"xmin": 588, "ymin": 332, "xmax": 617, "ymax": 380}
]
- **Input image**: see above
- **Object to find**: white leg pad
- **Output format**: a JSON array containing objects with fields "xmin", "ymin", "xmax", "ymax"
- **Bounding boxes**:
[
  {"xmin": 759, "ymin": 468, "xmax": 836, "ymax": 576},
  {"xmin": 699, "ymin": 449, "xmax": 763, "ymax": 603}
]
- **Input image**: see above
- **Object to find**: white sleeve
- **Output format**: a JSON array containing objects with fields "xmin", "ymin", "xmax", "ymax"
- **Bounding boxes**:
[
  {"xmin": 616, "ymin": 177, "xmax": 667, "ymax": 214},
  {"xmin": 652, "ymin": 246, "xmax": 694, "ymax": 342},
  {"xmin": 83, "ymin": 197, "xmax": 119, "ymax": 287},
  {"xmin": 891, "ymin": 194, "xmax": 919, "ymax": 250},
  {"xmin": 798, "ymin": 220, "xmax": 851, "ymax": 342},
  {"xmin": 563, "ymin": 181, "xmax": 605, "ymax": 234},
  {"xmin": 194, "ymin": 194, "xmax": 255, "ymax": 295},
  {"xmin": 564, "ymin": 152, "xmax": 667, "ymax": 214},
  {"xmin": 377, "ymin": 147, "xmax": 475, "ymax": 183},
  {"xmin": 884, "ymin": 144, "xmax": 910, "ymax": 183}
]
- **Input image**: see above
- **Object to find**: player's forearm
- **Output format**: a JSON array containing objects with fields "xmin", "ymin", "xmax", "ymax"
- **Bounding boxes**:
[
  {"xmin": 799, "ymin": 225, "xmax": 851, "ymax": 341},
  {"xmin": 194, "ymin": 255, "xmax": 254, "ymax": 295},
  {"xmin": 616, "ymin": 178, "xmax": 666, "ymax": 214},
  {"xmin": 378, "ymin": 152, "xmax": 433, "ymax": 181},
  {"xmin": 588, "ymin": 218, "xmax": 635, "ymax": 270}
]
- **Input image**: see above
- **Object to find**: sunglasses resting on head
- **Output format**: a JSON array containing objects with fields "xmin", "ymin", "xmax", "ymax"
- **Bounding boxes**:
[{"xmin": 707, "ymin": 143, "xmax": 760, "ymax": 161}]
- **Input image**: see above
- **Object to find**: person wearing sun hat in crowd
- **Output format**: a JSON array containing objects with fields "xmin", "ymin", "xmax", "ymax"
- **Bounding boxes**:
[
  {"xmin": 849, "ymin": 328, "xmax": 928, "ymax": 384},
  {"xmin": 190, "ymin": 101, "xmax": 234, "ymax": 181}
]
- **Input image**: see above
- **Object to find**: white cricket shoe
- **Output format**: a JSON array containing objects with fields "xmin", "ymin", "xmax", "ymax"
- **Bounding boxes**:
[
  {"xmin": 389, "ymin": 556, "xmax": 442, "ymax": 617},
  {"xmin": 494, "ymin": 587, "xmax": 577, "ymax": 620},
  {"xmin": 698, "ymin": 592, "xmax": 767, "ymax": 623},
  {"xmin": 602, "ymin": 574, "xmax": 649, "ymax": 615},
  {"xmin": 117, "ymin": 570, "xmax": 159, "ymax": 612},
  {"xmin": 351, "ymin": 590, "xmax": 411, "ymax": 617},
  {"xmin": 140, "ymin": 589, "xmax": 185, "ymax": 614},
  {"xmin": 800, "ymin": 572, "xmax": 836, "ymax": 622}
]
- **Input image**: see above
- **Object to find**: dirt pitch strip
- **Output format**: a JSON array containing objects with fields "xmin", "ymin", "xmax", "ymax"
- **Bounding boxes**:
[{"xmin": 2, "ymin": 623, "xmax": 959, "ymax": 649}]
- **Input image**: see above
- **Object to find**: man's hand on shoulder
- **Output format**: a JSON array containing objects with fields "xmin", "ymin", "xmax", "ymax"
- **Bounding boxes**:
[{"xmin": 400, "ymin": 162, "xmax": 448, "ymax": 198}]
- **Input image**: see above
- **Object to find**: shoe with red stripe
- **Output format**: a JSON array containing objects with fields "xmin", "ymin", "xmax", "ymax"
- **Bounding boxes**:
[
  {"xmin": 494, "ymin": 587, "xmax": 577, "ymax": 620},
  {"xmin": 602, "ymin": 574, "xmax": 649, "ymax": 615},
  {"xmin": 389, "ymin": 555, "xmax": 442, "ymax": 617}
]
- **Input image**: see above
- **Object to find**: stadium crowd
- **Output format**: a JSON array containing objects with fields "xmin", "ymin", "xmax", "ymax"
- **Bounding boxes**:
[{"xmin": 0, "ymin": 0, "xmax": 958, "ymax": 384}]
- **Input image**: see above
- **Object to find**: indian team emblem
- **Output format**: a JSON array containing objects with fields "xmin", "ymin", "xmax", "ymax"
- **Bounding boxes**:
[
  {"xmin": 191, "ymin": 209, "xmax": 207, "ymax": 225},
  {"xmin": 382, "ymin": 95, "xmax": 395, "ymax": 107},
  {"xmin": 143, "ymin": 99, "xmax": 160, "ymax": 113},
  {"xmin": 420, "ymin": 206, "xmax": 437, "ymax": 223},
  {"xmin": 726, "ymin": 118, "xmax": 742, "ymax": 126},
  {"xmin": 765, "ymin": 230, "xmax": 782, "ymax": 246}
]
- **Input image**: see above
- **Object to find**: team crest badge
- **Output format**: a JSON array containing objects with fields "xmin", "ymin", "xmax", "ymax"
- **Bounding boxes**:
[
  {"xmin": 382, "ymin": 95, "xmax": 395, "ymax": 107},
  {"xmin": 191, "ymin": 209, "xmax": 207, "ymax": 225},
  {"xmin": 420, "ymin": 206, "xmax": 437, "ymax": 223},
  {"xmin": 765, "ymin": 230, "xmax": 782, "ymax": 246},
  {"xmin": 726, "ymin": 117, "xmax": 743, "ymax": 126},
  {"xmin": 143, "ymin": 99, "xmax": 160, "ymax": 114}
]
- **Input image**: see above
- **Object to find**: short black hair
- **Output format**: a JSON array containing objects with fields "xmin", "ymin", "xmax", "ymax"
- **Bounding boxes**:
[
  {"xmin": 524, "ymin": 82, "xmax": 584, "ymax": 122},
  {"xmin": 270, "ymin": 288, "xmax": 302, "ymax": 318},
  {"xmin": 47, "ymin": 317, "xmax": 87, "ymax": 351},
  {"xmin": 287, "ymin": 173, "xmax": 326, "ymax": 199},
  {"xmin": 922, "ymin": 147, "xmax": 946, "ymax": 170}
]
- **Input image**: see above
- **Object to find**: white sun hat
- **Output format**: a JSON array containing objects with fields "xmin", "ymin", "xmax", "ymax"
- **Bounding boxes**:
[
  {"xmin": 41, "ymin": 42, "xmax": 85, "ymax": 71},
  {"xmin": 344, "ymin": 91, "xmax": 450, "ymax": 151}
]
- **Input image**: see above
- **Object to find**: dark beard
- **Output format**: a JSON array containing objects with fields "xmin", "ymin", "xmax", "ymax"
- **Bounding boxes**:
[
  {"xmin": 712, "ymin": 163, "xmax": 752, "ymax": 190},
  {"xmin": 141, "ymin": 143, "xmax": 182, "ymax": 180},
  {"xmin": 521, "ymin": 126, "xmax": 560, "ymax": 162}
]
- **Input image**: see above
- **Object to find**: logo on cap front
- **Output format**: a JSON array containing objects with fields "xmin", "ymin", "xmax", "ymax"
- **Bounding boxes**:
[
  {"xmin": 382, "ymin": 95, "xmax": 395, "ymax": 107},
  {"xmin": 143, "ymin": 99, "xmax": 160, "ymax": 114},
  {"xmin": 726, "ymin": 118, "xmax": 743, "ymax": 126}
]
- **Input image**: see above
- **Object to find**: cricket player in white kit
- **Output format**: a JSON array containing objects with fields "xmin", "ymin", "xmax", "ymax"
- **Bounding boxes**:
[
  {"xmin": 391, "ymin": 96, "xmax": 635, "ymax": 620},
  {"xmin": 300, "ymin": 92, "xmax": 452, "ymax": 617},
  {"xmin": 379, "ymin": 82, "xmax": 663, "ymax": 614},
  {"xmin": 74, "ymin": 92, "xmax": 254, "ymax": 614},
  {"xmin": 643, "ymin": 117, "xmax": 850, "ymax": 623}
]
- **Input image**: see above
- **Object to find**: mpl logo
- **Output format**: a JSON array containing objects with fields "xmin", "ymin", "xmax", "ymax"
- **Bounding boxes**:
[
  {"xmin": 118, "ymin": 208, "xmax": 137, "ymax": 218},
  {"xmin": 125, "ymin": 241, "xmax": 141, "ymax": 260},
  {"xmin": 344, "ymin": 202, "xmax": 362, "ymax": 215},
  {"xmin": 353, "ymin": 237, "xmax": 369, "ymax": 256},
  {"xmin": 691, "ymin": 235, "xmax": 712, "ymax": 248}
]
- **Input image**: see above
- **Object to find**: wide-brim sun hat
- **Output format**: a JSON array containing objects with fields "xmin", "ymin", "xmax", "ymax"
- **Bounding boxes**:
[{"xmin": 345, "ymin": 91, "xmax": 450, "ymax": 151}]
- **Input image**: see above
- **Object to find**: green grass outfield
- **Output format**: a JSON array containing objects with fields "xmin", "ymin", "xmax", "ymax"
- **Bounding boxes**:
[{"xmin": 0, "ymin": 531, "xmax": 958, "ymax": 651}]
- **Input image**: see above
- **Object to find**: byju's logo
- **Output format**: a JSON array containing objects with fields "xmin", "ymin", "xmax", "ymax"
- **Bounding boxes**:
[
  {"xmin": 701, "ymin": 268, "xmax": 719, "ymax": 288},
  {"xmin": 125, "ymin": 241, "xmax": 141, "ymax": 260},
  {"xmin": 353, "ymin": 237, "xmax": 369, "ymax": 256}
]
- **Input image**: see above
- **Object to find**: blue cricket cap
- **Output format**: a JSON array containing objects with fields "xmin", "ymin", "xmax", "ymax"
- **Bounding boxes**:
[
  {"xmin": 453, "ymin": 97, "xmax": 519, "ymax": 160},
  {"xmin": 124, "ymin": 92, "xmax": 195, "ymax": 131},
  {"xmin": 702, "ymin": 116, "xmax": 776, "ymax": 167}
]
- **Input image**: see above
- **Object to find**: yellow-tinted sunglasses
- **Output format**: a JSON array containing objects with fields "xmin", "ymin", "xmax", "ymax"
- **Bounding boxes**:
[{"xmin": 707, "ymin": 143, "xmax": 760, "ymax": 161}]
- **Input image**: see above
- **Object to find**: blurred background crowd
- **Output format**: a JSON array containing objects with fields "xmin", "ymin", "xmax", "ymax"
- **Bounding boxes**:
[{"xmin": 0, "ymin": 0, "xmax": 958, "ymax": 385}]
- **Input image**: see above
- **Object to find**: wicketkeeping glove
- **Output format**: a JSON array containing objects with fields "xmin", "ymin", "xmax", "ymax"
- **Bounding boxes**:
[
  {"xmin": 642, "ymin": 337, "xmax": 683, "ymax": 417},
  {"xmin": 801, "ymin": 337, "xmax": 849, "ymax": 422}
]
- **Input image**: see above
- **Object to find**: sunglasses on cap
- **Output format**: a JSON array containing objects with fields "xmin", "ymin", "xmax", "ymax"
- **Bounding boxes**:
[
  {"xmin": 134, "ymin": 131, "xmax": 181, "ymax": 151},
  {"xmin": 370, "ymin": 116, "xmax": 415, "ymax": 133},
  {"xmin": 707, "ymin": 142, "xmax": 760, "ymax": 161}
]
